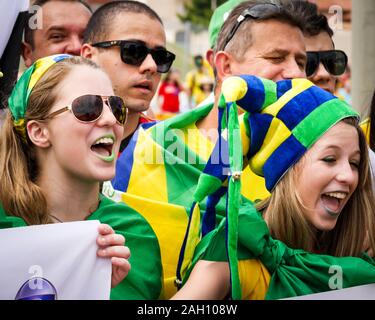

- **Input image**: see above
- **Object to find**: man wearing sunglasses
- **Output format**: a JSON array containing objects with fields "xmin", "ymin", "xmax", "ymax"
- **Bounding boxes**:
[
  {"xmin": 81, "ymin": 1, "xmax": 174, "ymax": 152},
  {"xmin": 292, "ymin": 1, "xmax": 348, "ymax": 94}
]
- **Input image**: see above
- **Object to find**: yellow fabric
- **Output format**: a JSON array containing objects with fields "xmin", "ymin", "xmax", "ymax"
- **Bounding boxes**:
[
  {"xmin": 183, "ymin": 122, "xmax": 270, "ymax": 202},
  {"xmin": 12, "ymin": 118, "xmax": 27, "ymax": 143},
  {"xmin": 238, "ymin": 259, "xmax": 271, "ymax": 300},
  {"xmin": 180, "ymin": 203, "xmax": 201, "ymax": 281},
  {"xmin": 241, "ymin": 166, "xmax": 270, "ymax": 201},
  {"xmin": 222, "ymin": 76, "xmax": 248, "ymax": 102},
  {"xmin": 264, "ymin": 79, "xmax": 313, "ymax": 116},
  {"xmin": 126, "ymin": 127, "xmax": 168, "ymax": 203},
  {"xmin": 181, "ymin": 122, "xmax": 214, "ymax": 161},
  {"xmin": 28, "ymin": 56, "xmax": 61, "ymax": 91},
  {"xmin": 120, "ymin": 192, "xmax": 188, "ymax": 299},
  {"xmin": 361, "ymin": 118, "xmax": 371, "ymax": 145},
  {"xmin": 155, "ymin": 112, "xmax": 177, "ymax": 121},
  {"xmin": 250, "ymin": 118, "xmax": 291, "ymax": 176}
]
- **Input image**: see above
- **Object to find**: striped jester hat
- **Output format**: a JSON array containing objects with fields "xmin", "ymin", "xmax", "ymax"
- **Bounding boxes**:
[{"xmin": 177, "ymin": 74, "xmax": 359, "ymax": 299}]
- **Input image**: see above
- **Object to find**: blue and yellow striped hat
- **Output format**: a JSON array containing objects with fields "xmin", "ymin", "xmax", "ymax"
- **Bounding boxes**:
[{"xmin": 223, "ymin": 75, "xmax": 359, "ymax": 191}]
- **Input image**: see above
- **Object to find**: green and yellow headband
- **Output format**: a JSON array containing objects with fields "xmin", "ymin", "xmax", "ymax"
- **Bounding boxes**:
[{"xmin": 8, "ymin": 54, "xmax": 71, "ymax": 141}]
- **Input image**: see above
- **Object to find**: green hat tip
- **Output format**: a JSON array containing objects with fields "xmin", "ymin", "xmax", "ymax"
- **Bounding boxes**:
[{"xmin": 208, "ymin": 0, "xmax": 245, "ymax": 49}]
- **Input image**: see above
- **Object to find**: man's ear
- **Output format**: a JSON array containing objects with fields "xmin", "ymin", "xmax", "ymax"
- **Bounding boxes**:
[
  {"xmin": 214, "ymin": 51, "xmax": 233, "ymax": 83},
  {"xmin": 26, "ymin": 120, "xmax": 51, "ymax": 148},
  {"xmin": 206, "ymin": 49, "xmax": 214, "ymax": 69},
  {"xmin": 22, "ymin": 41, "xmax": 33, "ymax": 68},
  {"xmin": 81, "ymin": 43, "xmax": 97, "ymax": 61}
]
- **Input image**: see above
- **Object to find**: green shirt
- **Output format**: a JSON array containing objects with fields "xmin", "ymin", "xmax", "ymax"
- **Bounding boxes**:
[{"xmin": 0, "ymin": 195, "xmax": 162, "ymax": 300}]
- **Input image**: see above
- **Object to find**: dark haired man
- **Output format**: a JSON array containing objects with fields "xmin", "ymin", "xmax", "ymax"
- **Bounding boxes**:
[
  {"xmin": 81, "ymin": 1, "xmax": 175, "ymax": 151},
  {"xmin": 22, "ymin": 0, "xmax": 92, "ymax": 67},
  {"xmin": 292, "ymin": 0, "xmax": 348, "ymax": 94}
]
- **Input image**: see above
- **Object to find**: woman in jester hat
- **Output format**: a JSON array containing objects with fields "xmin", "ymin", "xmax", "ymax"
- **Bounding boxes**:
[
  {"xmin": 173, "ymin": 74, "xmax": 375, "ymax": 300},
  {"xmin": 0, "ymin": 54, "xmax": 162, "ymax": 299}
]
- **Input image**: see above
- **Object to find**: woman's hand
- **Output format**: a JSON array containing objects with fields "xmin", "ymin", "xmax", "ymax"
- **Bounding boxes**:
[{"xmin": 97, "ymin": 224, "xmax": 131, "ymax": 288}]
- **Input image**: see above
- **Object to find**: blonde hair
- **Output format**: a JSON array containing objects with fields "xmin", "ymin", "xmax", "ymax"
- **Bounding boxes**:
[
  {"xmin": 0, "ymin": 56, "xmax": 99, "ymax": 225},
  {"xmin": 256, "ymin": 118, "xmax": 375, "ymax": 257}
]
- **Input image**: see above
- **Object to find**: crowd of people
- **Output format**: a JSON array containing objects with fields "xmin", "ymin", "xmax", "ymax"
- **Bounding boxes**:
[{"xmin": 1, "ymin": 0, "xmax": 375, "ymax": 300}]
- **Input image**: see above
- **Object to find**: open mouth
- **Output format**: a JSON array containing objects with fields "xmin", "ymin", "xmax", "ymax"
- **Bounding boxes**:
[
  {"xmin": 134, "ymin": 81, "xmax": 152, "ymax": 92},
  {"xmin": 321, "ymin": 191, "xmax": 348, "ymax": 216},
  {"xmin": 90, "ymin": 135, "xmax": 115, "ymax": 162}
]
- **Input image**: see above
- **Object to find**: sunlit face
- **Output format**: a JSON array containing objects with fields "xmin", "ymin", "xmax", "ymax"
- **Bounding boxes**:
[
  {"xmin": 90, "ymin": 12, "xmax": 165, "ymax": 113},
  {"xmin": 229, "ymin": 20, "xmax": 307, "ymax": 81},
  {"xmin": 43, "ymin": 65, "xmax": 124, "ymax": 183},
  {"xmin": 294, "ymin": 121, "xmax": 360, "ymax": 232},
  {"xmin": 25, "ymin": 1, "xmax": 91, "ymax": 66},
  {"xmin": 304, "ymin": 31, "xmax": 336, "ymax": 93}
]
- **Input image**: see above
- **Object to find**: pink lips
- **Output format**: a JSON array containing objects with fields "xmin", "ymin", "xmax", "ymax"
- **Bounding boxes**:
[{"xmin": 134, "ymin": 80, "xmax": 152, "ymax": 93}]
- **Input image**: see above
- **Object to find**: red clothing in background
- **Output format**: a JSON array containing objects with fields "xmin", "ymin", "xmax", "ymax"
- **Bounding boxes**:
[{"xmin": 158, "ymin": 82, "xmax": 180, "ymax": 113}]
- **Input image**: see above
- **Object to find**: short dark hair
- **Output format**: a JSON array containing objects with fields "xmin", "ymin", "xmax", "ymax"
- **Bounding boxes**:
[
  {"xmin": 288, "ymin": 0, "xmax": 333, "ymax": 38},
  {"xmin": 24, "ymin": 0, "xmax": 92, "ymax": 49},
  {"xmin": 83, "ymin": 1, "xmax": 163, "ymax": 44},
  {"xmin": 215, "ymin": 1, "xmax": 305, "ymax": 59}
]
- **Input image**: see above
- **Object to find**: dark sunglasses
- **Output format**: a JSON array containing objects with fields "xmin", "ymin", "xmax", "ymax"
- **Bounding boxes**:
[
  {"xmin": 92, "ymin": 40, "xmax": 176, "ymax": 73},
  {"xmin": 223, "ymin": 3, "xmax": 282, "ymax": 49},
  {"xmin": 44, "ymin": 94, "xmax": 128, "ymax": 125},
  {"xmin": 306, "ymin": 50, "xmax": 348, "ymax": 77}
]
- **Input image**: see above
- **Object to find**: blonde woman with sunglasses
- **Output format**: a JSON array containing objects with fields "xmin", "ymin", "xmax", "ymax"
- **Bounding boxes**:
[{"xmin": 0, "ymin": 54, "xmax": 162, "ymax": 299}]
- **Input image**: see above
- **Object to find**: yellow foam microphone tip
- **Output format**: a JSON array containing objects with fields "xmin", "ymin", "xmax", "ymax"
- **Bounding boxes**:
[
  {"xmin": 0, "ymin": 71, "xmax": 3, "ymax": 78},
  {"xmin": 221, "ymin": 76, "xmax": 247, "ymax": 102}
]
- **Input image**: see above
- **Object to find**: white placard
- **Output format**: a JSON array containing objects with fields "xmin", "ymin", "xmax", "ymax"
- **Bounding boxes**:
[
  {"xmin": 0, "ymin": 0, "xmax": 29, "ymax": 58},
  {"xmin": 284, "ymin": 283, "xmax": 375, "ymax": 300},
  {"xmin": 0, "ymin": 220, "xmax": 111, "ymax": 300}
]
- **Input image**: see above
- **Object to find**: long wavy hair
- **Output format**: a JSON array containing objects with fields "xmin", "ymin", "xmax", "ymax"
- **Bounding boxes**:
[
  {"xmin": 256, "ymin": 118, "xmax": 375, "ymax": 257},
  {"xmin": 0, "ymin": 56, "xmax": 99, "ymax": 225}
]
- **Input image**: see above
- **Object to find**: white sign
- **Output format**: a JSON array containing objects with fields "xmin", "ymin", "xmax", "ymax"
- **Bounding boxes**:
[
  {"xmin": 0, "ymin": 0, "xmax": 29, "ymax": 58},
  {"xmin": 0, "ymin": 220, "xmax": 111, "ymax": 300},
  {"xmin": 284, "ymin": 283, "xmax": 375, "ymax": 300}
]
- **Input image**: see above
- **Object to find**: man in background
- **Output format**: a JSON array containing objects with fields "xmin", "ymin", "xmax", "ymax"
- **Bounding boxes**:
[
  {"xmin": 22, "ymin": 0, "xmax": 92, "ymax": 67},
  {"xmin": 185, "ymin": 54, "xmax": 214, "ymax": 108},
  {"xmin": 81, "ymin": 0, "xmax": 175, "ymax": 152},
  {"xmin": 293, "ymin": 0, "xmax": 348, "ymax": 94}
]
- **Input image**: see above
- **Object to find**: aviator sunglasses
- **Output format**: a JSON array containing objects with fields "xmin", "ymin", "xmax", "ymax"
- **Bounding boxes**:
[
  {"xmin": 43, "ymin": 94, "xmax": 128, "ymax": 125},
  {"xmin": 306, "ymin": 50, "xmax": 348, "ymax": 77},
  {"xmin": 92, "ymin": 40, "xmax": 176, "ymax": 73},
  {"xmin": 223, "ymin": 3, "xmax": 282, "ymax": 49}
]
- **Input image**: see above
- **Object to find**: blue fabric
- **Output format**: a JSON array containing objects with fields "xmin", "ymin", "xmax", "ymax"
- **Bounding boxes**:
[
  {"xmin": 237, "ymin": 75, "xmax": 265, "ymax": 113},
  {"xmin": 112, "ymin": 129, "xmax": 140, "ymax": 192},
  {"xmin": 276, "ymin": 79, "xmax": 292, "ymax": 98},
  {"xmin": 202, "ymin": 187, "xmax": 227, "ymax": 236},
  {"xmin": 277, "ymin": 86, "xmax": 335, "ymax": 130},
  {"xmin": 263, "ymin": 135, "xmax": 307, "ymax": 191},
  {"xmin": 247, "ymin": 113, "xmax": 274, "ymax": 157}
]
